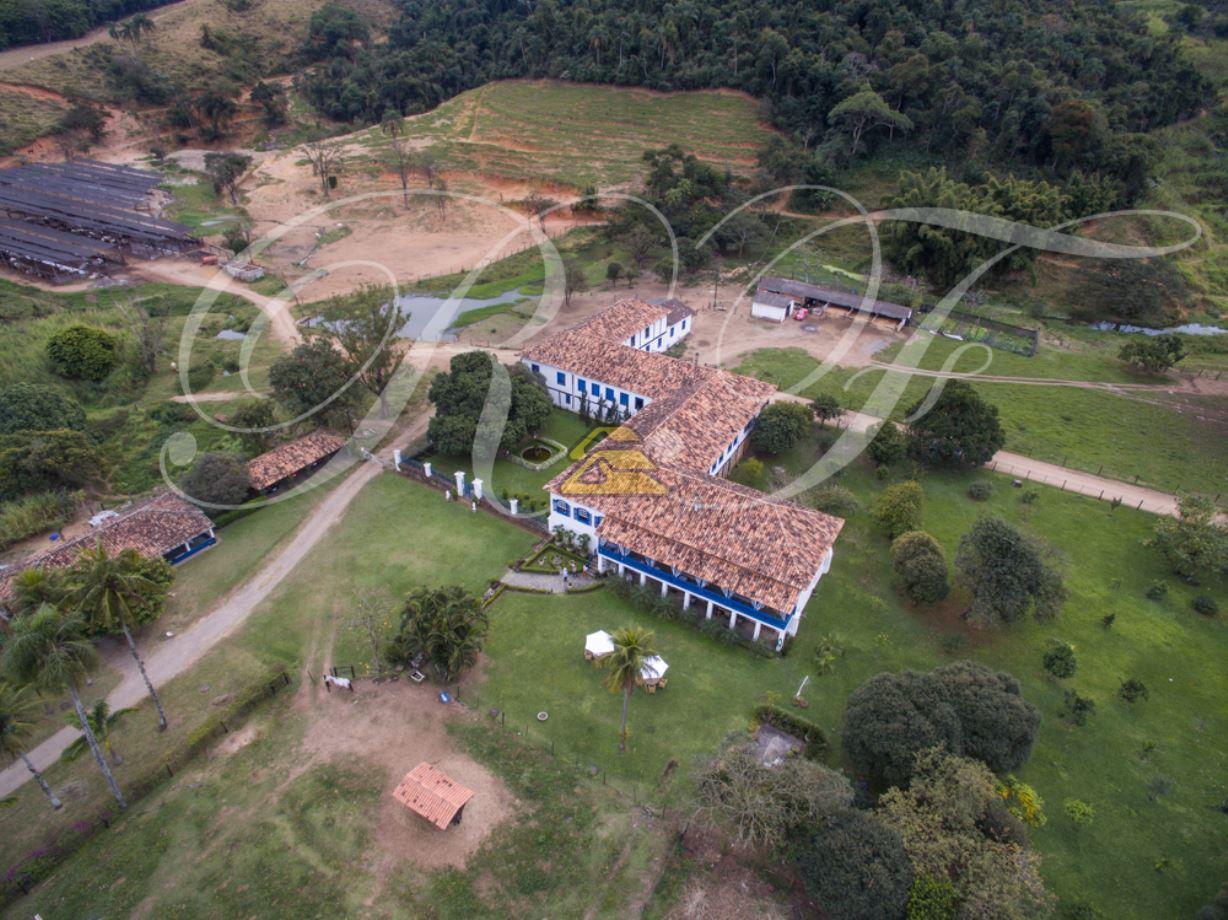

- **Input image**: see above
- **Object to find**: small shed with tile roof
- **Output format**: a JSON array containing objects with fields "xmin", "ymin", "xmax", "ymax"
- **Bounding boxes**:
[
  {"xmin": 246, "ymin": 431, "xmax": 347, "ymax": 493},
  {"xmin": 392, "ymin": 763, "xmax": 475, "ymax": 829}
]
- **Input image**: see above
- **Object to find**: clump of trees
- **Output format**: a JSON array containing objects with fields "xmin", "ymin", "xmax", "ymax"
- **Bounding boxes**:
[
  {"xmin": 0, "ymin": 384, "xmax": 87, "ymax": 434},
  {"xmin": 906, "ymin": 381, "xmax": 1004, "ymax": 468},
  {"xmin": 841, "ymin": 660, "xmax": 1040, "ymax": 788},
  {"xmin": 749, "ymin": 401, "xmax": 811, "ymax": 455},
  {"xmin": 867, "ymin": 420, "xmax": 906, "ymax": 466},
  {"xmin": 269, "ymin": 338, "xmax": 359, "ymax": 430},
  {"xmin": 1148, "ymin": 495, "xmax": 1227, "ymax": 580},
  {"xmin": 427, "ymin": 351, "xmax": 551, "ymax": 456},
  {"xmin": 0, "ymin": 429, "xmax": 109, "ymax": 501},
  {"xmin": 955, "ymin": 516, "xmax": 1065, "ymax": 626},
  {"xmin": 1118, "ymin": 334, "xmax": 1187, "ymax": 373},
  {"xmin": 385, "ymin": 585, "xmax": 487, "ymax": 681}
]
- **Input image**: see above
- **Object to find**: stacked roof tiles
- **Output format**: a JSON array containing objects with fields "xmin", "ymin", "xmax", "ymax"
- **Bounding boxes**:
[
  {"xmin": 246, "ymin": 431, "xmax": 347, "ymax": 492},
  {"xmin": 0, "ymin": 492, "xmax": 213, "ymax": 603}
]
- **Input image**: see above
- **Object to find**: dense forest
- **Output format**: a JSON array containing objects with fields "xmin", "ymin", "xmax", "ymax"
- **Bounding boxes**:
[
  {"xmin": 300, "ymin": 0, "xmax": 1212, "ymax": 191},
  {"xmin": 0, "ymin": 0, "xmax": 176, "ymax": 48}
]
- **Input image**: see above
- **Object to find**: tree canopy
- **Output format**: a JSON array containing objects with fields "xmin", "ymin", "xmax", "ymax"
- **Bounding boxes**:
[
  {"xmin": 842, "ymin": 660, "xmax": 1040, "ymax": 788},
  {"xmin": 181, "ymin": 452, "xmax": 251, "ymax": 507},
  {"xmin": 427, "ymin": 351, "xmax": 551, "ymax": 456},
  {"xmin": 788, "ymin": 809, "xmax": 913, "ymax": 920},
  {"xmin": 906, "ymin": 381, "xmax": 1005, "ymax": 468},
  {"xmin": 385, "ymin": 585, "xmax": 487, "ymax": 681},
  {"xmin": 46, "ymin": 326, "xmax": 119, "ymax": 382},
  {"xmin": 0, "ymin": 384, "xmax": 86, "ymax": 435},
  {"xmin": 955, "ymin": 516, "xmax": 1065, "ymax": 626},
  {"xmin": 749, "ymin": 401, "xmax": 811, "ymax": 455},
  {"xmin": 296, "ymin": 0, "xmax": 1209, "ymax": 199}
]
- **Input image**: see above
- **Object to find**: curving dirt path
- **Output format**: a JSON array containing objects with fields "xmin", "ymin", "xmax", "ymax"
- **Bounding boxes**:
[{"xmin": 868, "ymin": 359, "xmax": 1228, "ymax": 396}]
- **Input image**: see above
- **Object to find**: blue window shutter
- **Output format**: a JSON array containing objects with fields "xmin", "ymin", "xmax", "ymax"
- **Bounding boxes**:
[
  {"xmin": 578, "ymin": 379, "xmax": 586, "ymax": 393},
  {"xmin": 531, "ymin": 363, "xmax": 539, "ymax": 373},
  {"xmin": 619, "ymin": 392, "xmax": 629, "ymax": 406},
  {"xmin": 635, "ymin": 397, "xmax": 644, "ymax": 410},
  {"xmin": 556, "ymin": 371, "xmax": 566, "ymax": 385},
  {"xmin": 605, "ymin": 387, "xmax": 614, "ymax": 401}
]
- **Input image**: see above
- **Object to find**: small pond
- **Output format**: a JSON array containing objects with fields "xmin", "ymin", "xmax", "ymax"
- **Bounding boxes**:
[
  {"xmin": 521, "ymin": 441, "xmax": 555, "ymax": 463},
  {"xmin": 301, "ymin": 287, "xmax": 536, "ymax": 343}
]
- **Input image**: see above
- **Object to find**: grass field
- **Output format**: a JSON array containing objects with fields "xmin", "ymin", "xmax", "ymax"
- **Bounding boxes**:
[
  {"xmin": 359, "ymin": 79, "xmax": 772, "ymax": 191},
  {"xmin": 6, "ymin": 464, "xmax": 1226, "ymax": 917},
  {"xmin": 734, "ymin": 346, "xmax": 1228, "ymax": 495},
  {"xmin": 0, "ymin": 89, "xmax": 68, "ymax": 154}
]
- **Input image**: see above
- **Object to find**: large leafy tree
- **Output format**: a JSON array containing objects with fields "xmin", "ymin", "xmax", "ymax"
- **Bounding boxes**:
[
  {"xmin": 828, "ymin": 85, "xmax": 913, "ymax": 155},
  {"xmin": 880, "ymin": 749, "xmax": 1052, "ymax": 918},
  {"xmin": 1118, "ymin": 334, "xmax": 1187, "ymax": 373},
  {"xmin": 269, "ymin": 338, "xmax": 360, "ymax": 430},
  {"xmin": 697, "ymin": 735, "xmax": 852, "ymax": 847},
  {"xmin": 46, "ymin": 325, "xmax": 119, "ymax": 382},
  {"xmin": 906, "ymin": 381, "xmax": 1005, "ymax": 468},
  {"xmin": 842, "ymin": 661, "xmax": 1040, "ymax": 788},
  {"xmin": 3, "ymin": 606, "xmax": 126, "ymax": 808},
  {"xmin": 955, "ymin": 516, "xmax": 1065, "ymax": 625},
  {"xmin": 891, "ymin": 530, "xmax": 949, "ymax": 604},
  {"xmin": 788, "ymin": 809, "xmax": 913, "ymax": 920},
  {"xmin": 181, "ymin": 451, "xmax": 251, "ymax": 506},
  {"xmin": 749, "ymin": 401, "xmax": 811, "ymax": 455},
  {"xmin": 1149, "ymin": 495, "xmax": 1228, "ymax": 579},
  {"xmin": 313, "ymin": 285, "xmax": 409, "ymax": 418},
  {"xmin": 69, "ymin": 544, "xmax": 172, "ymax": 731},
  {"xmin": 427, "ymin": 351, "xmax": 551, "ymax": 456},
  {"xmin": 872, "ymin": 480, "xmax": 924, "ymax": 538},
  {"xmin": 0, "ymin": 429, "xmax": 109, "ymax": 500},
  {"xmin": 603, "ymin": 625, "xmax": 656, "ymax": 753},
  {"xmin": 0, "ymin": 681, "xmax": 62, "ymax": 810},
  {"xmin": 385, "ymin": 586, "xmax": 488, "ymax": 681}
]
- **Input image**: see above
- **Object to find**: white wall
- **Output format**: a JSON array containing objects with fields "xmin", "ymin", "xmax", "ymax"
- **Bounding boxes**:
[
  {"xmin": 523, "ymin": 358, "xmax": 652, "ymax": 417},
  {"xmin": 751, "ymin": 299, "xmax": 789, "ymax": 323},
  {"xmin": 548, "ymin": 493, "xmax": 601, "ymax": 542}
]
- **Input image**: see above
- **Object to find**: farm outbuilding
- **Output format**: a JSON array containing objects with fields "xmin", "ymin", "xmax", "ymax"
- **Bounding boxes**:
[
  {"xmin": 246, "ymin": 431, "xmax": 348, "ymax": 495},
  {"xmin": 750, "ymin": 290, "xmax": 797, "ymax": 322},
  {"xmin": 0, "ymin": 159, "xmax": 198, "ymax": 282},
  {"xmin": 756, "ymin": 276, "xmax": 913, "ymax": 329},
  {"xmin": 392, "ymin": 763, "xmax": 475, "ymax": 829}
]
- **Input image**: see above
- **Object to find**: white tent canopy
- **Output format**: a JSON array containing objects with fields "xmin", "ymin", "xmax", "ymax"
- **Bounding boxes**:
[
  {"xmin": 585, "ymin": 630, "xmax": 615, "ymax": 658},
  {"xmin": 640, "ymin": 655, "xmax": 669, "ymax": 681}
]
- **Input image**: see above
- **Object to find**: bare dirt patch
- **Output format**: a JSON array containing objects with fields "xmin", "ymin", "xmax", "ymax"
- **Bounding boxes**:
[{"xmin": 301, "ymin": 679, "xmax": 516, "ymax": 872}]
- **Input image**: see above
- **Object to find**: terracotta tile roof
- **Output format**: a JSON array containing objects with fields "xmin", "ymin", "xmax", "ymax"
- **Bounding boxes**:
[
  {"xmin": 521, "ymin": 299, "xmax": 691, "ymax": 399},
  {"xmin": 0, "ymin": 492, "xmax": 213, "ymax": 602},
  {"xmin": 393, "ymin": 763, "xmax": 475, "ymax": 829},
  {"xmin": 247, "ymin": 431, "xmax": 347, "ymax": 491},
  {"xmin": 627, "ymin": 366, "xmax": 774, "ymax": 473},
  {"xmin": 550, "ymin": 449, "xmax": 843, "ymax": 613},
  {"xmin": 650, "ymin": 297, "xmax": 695, "ymax": 326}
]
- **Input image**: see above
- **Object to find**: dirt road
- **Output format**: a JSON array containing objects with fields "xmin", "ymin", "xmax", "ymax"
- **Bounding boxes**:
[
  {"xmin": 131, "ymin": 258, "xmax": 303, "ymax": 347},
  {"xmin": 0, "ymin": 412, "xmax": 430, "ymax": 798}
]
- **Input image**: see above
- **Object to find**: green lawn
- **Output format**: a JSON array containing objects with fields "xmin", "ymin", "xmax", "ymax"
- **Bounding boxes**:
[
  {"xmin": 734, "ymin": 347, "xmax": 1228, "ymax": 495},
  {"xmin": 9, "ymin": 466, "xmax": 1225, "ymax": 918},
  {"xmin": 421, "ymin": 408, "xmax": 598, "ymax": 506}
]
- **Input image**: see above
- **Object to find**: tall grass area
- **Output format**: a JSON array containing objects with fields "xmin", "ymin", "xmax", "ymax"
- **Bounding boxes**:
[
  {"xmin": 357, "ymin": 79, "xmax": 771, "ymax": 190},
  {"xmin": 0, "ymin": 90, "xmax": 67, "ymax": 155},
  {"xmin": 0, "ymin": 491, "xmax": 81, "ymax": 551},
  {"xmin": 735, "ymin": 346, "xmax": 1228, "ymax": 495}
]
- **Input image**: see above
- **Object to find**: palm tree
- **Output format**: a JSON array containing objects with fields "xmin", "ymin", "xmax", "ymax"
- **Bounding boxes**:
[
  {"xmin": 8, "ymin": 567, "xmax": 67, "ymax": 616},
  {"xmin": 603, "ymin": 626, "xmax": 656, "ymax": 752},
  {"xmin": 3, "ymin": 605, "xmax": 126, "ymax": 808},
  {"xmin": 70, "ymin": 543, "xmax": 168, "ymax": 731},
  {"xmin": 61, "ymin": 700, "xmax": 131, "ymax": 766},
  {"xmin": 0, "ymin": 681, "xmax": 61, "ymax": 810}
]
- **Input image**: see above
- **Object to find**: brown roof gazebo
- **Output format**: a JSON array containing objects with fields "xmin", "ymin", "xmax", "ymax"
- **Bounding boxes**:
[{"xmin": 392, "ymin": 763, "xmax": 475, "ymax": 829}]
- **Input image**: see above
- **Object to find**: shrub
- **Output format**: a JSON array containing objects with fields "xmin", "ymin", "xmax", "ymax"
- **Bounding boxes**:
[
  {"xmin": 967, "ymin": 481, "xmax": 993, "ymax": 501},
  {"xmin": 814, "ymin": 633, "xmax": 842, "ymax": 675},
  {"xmin": 997, "ymin": 775, "xmax": 1046, "ymax": 828},
  {"xmin": 1119, "ymin": 678, "xmax": 1149, "ymax": 703},
  {"xmin": 728, "ymin": 457, "xmax": 764, "ymax": 487},
  {"xmin": 1145, "ymin": 580, "xmax": 1169, "ymax": 601},
  {"xmin": 907, "ymin": 876, "xmax": 959, "ymax": 920},
  {"xmin": 891, "ymin": 531, "xmax": 949, "ymax": 604},
  {"xmin": 1064, "ymin": 798, "xmax": 1095, "ymax": 827},
  {"xmin": 809, "ymin": 483, "xmax": 860, "ymax": 517},
  {"xmin": 873, "ymin": 480, "xmax": 924, "ymax": 538},
  {"xmin": 1061, "ymin": 689, "xmax": 1095, "ymax": 726},
  {"xmin": 0, "ymin": 383, "xmax": 86, "ymax": 434},
  {"xmin": 1021, "ymin": 488, "xmax": 1039, "ymax": 505},
  {"xmin": 180, "ymin": 452, "xmax": 251, "ymax": 507},
  {"xmin": 46, "ymin": 325, "xmax": 119, "ymax": 381},
  {"xmin": 1042, "ymin": 642, "xmax": 1077, "ymax": 679},
  {"xmin": 811, "ymin": 393, "xmax": 842, "ymax": 426},
  {"xmin": 1192, "ymin": 594, "xmax": 1219, "ymax": 616},
  {"xmin": 1101, "ymin": 613, "xmax": 1116, "ymax": 629}
]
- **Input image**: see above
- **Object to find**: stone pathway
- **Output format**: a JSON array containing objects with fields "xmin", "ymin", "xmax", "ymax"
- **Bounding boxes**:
[{"xmin": 501, "ymin": 569, "xmax": 597, "ymax": 595}]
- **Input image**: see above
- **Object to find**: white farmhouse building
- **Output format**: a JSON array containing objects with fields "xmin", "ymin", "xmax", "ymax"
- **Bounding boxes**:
[{"xmin": 521, "ymin": 298, "xmax": 844, "ymax": 651}]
